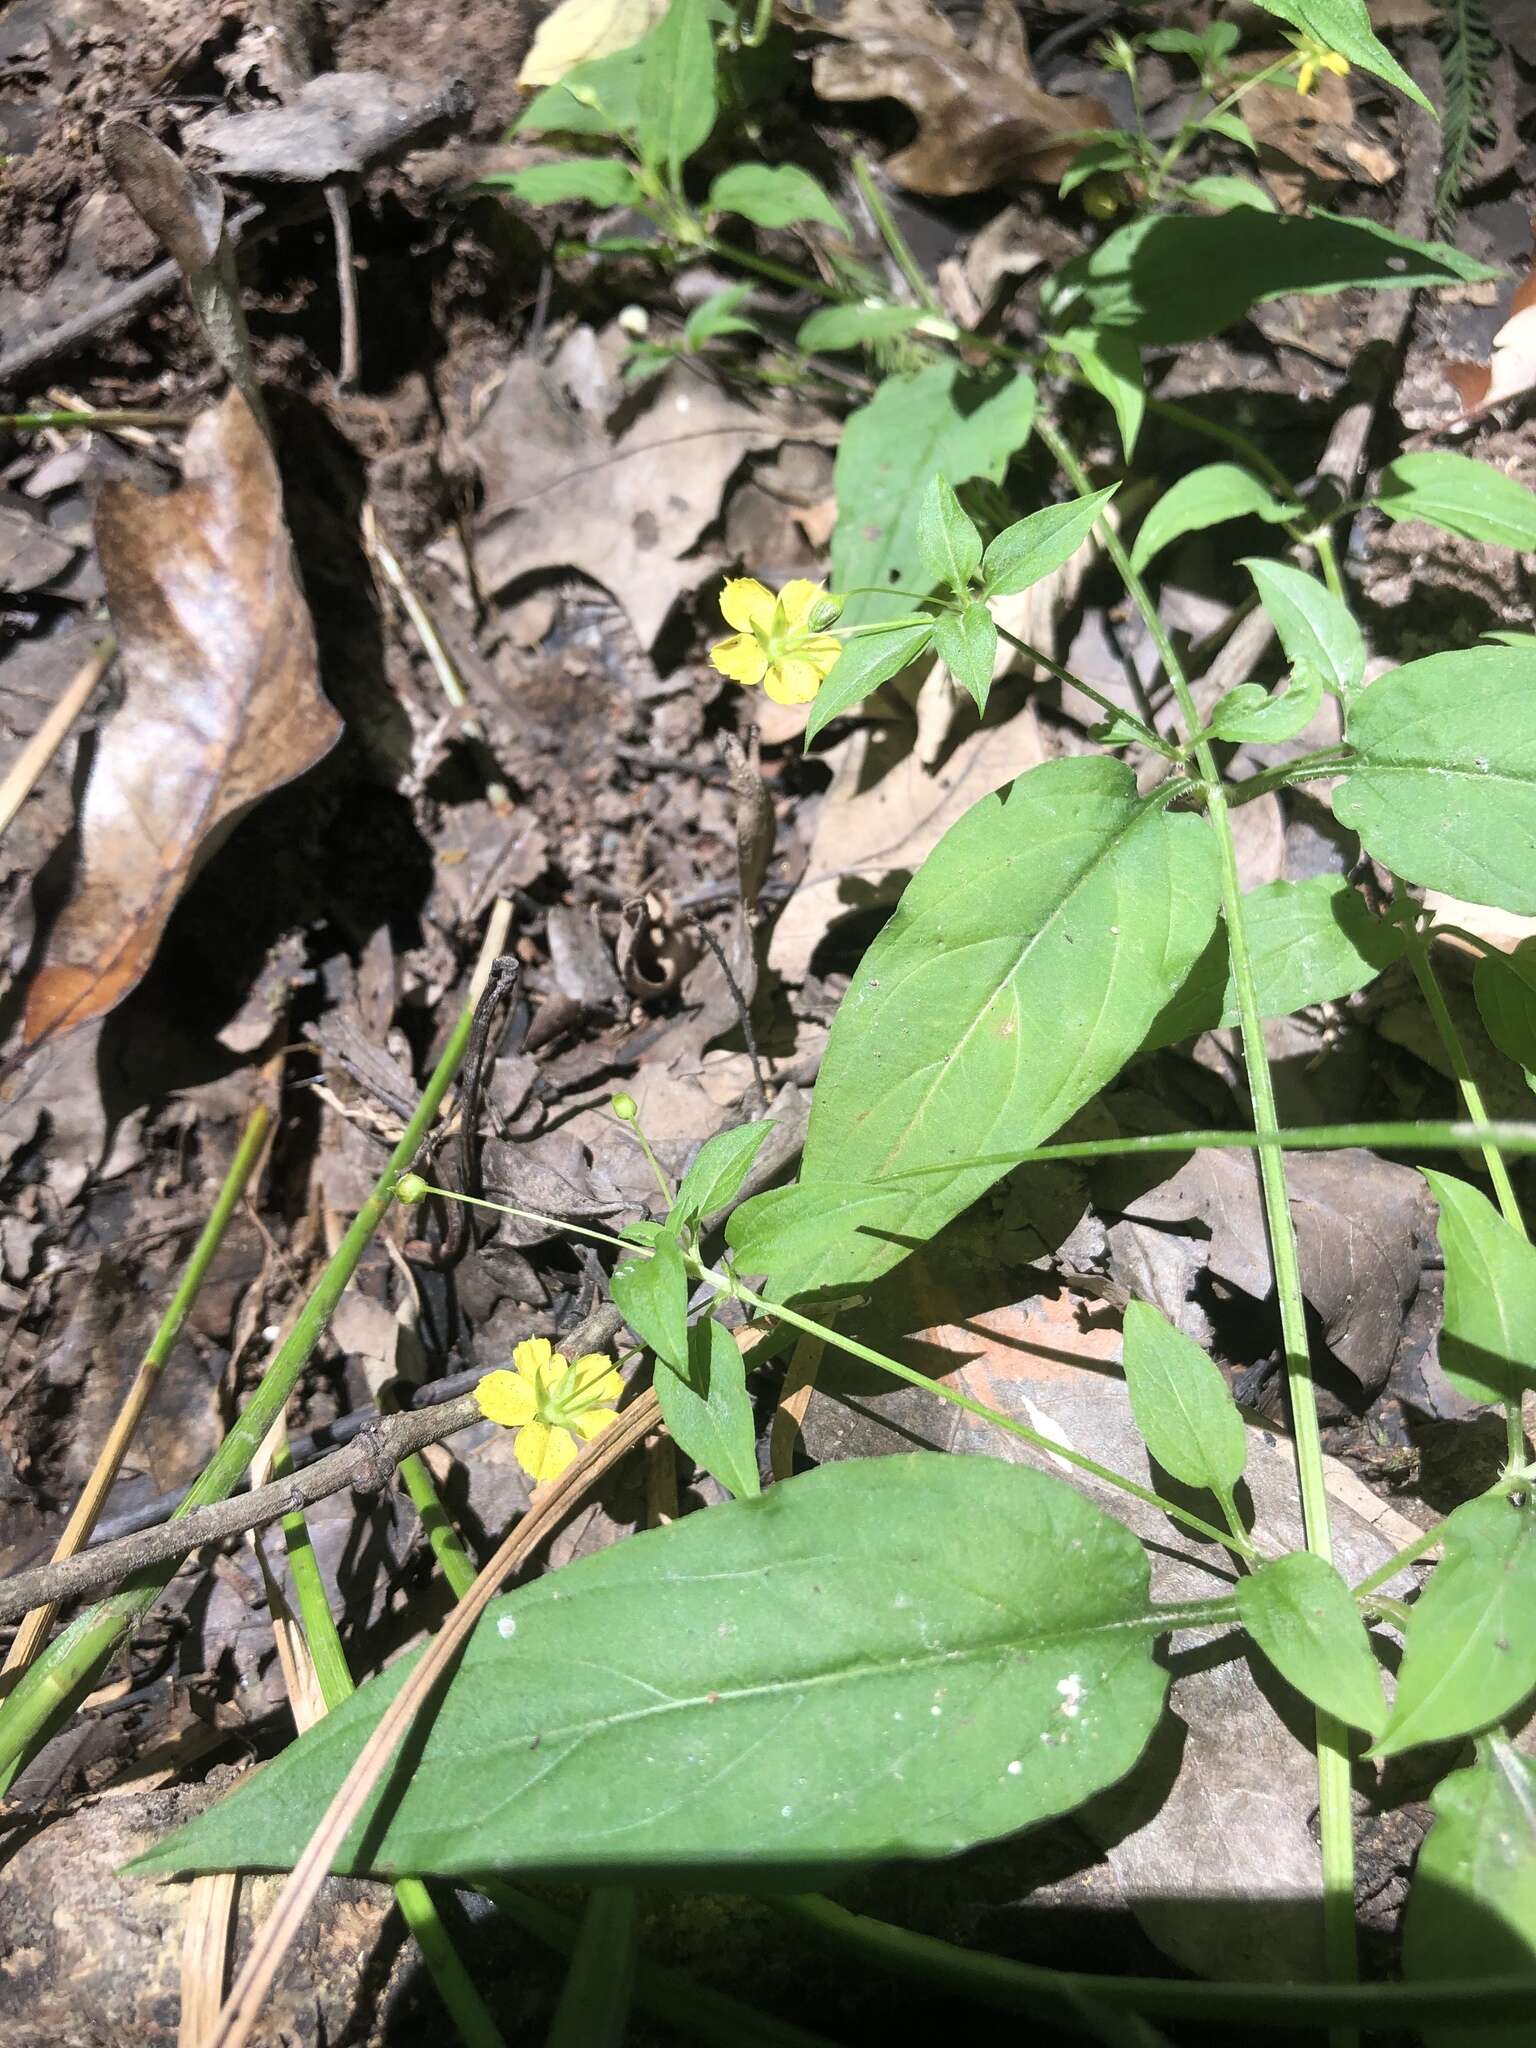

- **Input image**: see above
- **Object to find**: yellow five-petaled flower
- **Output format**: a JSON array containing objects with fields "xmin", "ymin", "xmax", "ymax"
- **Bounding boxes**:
[
  {"xmin": 709, "ymin": 576, "xmax": 842, "ymax": 706},
  {"xmin": 1286, "ymin": 30, "xmax": 1350, "ymax": 95},
  {"xmin": 475, "ymin": 1336, "xmax": 622, "ymax": 1483}
]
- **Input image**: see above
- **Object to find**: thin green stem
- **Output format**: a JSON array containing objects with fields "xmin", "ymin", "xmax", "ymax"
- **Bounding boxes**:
[
  {"xmin": 774, "ymin": 1893, "xmax": 1536, "ymax": 2027},
  {"xmin": 991, "ymin": 621, "xmax": 1172, "ymax": 752},
  {"xmin": 1035, "ymin": 412, "xmax": 1357, "ymax": 2000},
  {"xmin": 704, "ymin": 235, "xmax": 844, "ymax": 302},
  {"xmin": 1351, "ymin": 1519, "xmax": 1445, "ymax": 1599},
  {"xmin": 0, "ymin": 998, "xmax": 479, "ymax": 1792},
  {"xmin": 0, "ymin": 408, "xmax": 193, "ymax": 431},
  {"xmin": 1226, "ymin": 750, "xmax": 1355, "ymax": 805},
  {"xmin": 884, "ymin": 1117, "xmax": 1536, "ymax": 1176},
  {"xmin": 851, "ymin": 155, "xmax": 939, "ymax": 313},
  {"xmin": 1138, "ymin": 395, "xmax": 1298, "ymax": 500}
]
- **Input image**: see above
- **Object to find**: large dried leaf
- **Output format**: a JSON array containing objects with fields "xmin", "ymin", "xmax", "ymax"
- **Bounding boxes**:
[
  {"xmin": 811, "ymin": 0, "xmax": 1109, "ymax": 197},
  {"xmin": 23, "ymin": 391, "xmax": 341, "ymax": 1049}
]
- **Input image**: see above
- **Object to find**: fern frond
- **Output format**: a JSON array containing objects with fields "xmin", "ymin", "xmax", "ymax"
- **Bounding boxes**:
[{"xmin": 1434, "ymin": 0, "xmax": 1500, "ymax": 227}]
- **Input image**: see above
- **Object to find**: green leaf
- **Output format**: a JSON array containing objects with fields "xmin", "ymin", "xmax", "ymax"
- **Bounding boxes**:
[
  {"xmin": 1475, "ymin": 939, "xmax": 1536, "ymax": 1077},
  {"xmin": 1243, "ymin": 558, "xmax": 1365, "ymax": 703},
  {"xmin": 916, "ymin": 476, "xmax": 982, "ymax": 597},
  {"xmin": 1236, "ymin": 1551, "xmax": 1387, "ymax": 1737},
  {"xmin": 1206, "ymin": 663, "xmax": 1323, "ymax": 744},
  {"xmin": 804, "ymin": 620, "xmax": 935, "ymax": 744},
  {"xmin": 132, "ymin": 1453, "xmax": 1169, "ymax": 1884},
  {"xmin": 655, "ymin": 1317, "xmax": 760, "ymax": 1499},
  {"xmin": 1059, "ymin": 137, "xmax": 1140, "ymax": 199},
  {"xmin": 707, "ymin": 163, "xmax": 846, "ymax": 233},
  {"xmin": 635, "ymin": 0, "xmax": 716, "ymax": 182},
  {"xmin": 1130, "ymin": 464, "xmax": 1292, "ymax": 575},
  {"xmin": 610, "ymin": 1228, "xmax": 691, "ymax": 1372},
  {"xmin": 1181, "ymin": 174, "xmax": 1278, "ymax": 213},
  {"xmin": 486, "ymin": 158, "xmax": 644, "ymax": 207},
  {"xmin": 516, "ymin": 47, "xmax": 647, "ymax": 138},
  {"xmin": 1046, "ymin": 212, "xmax": 1494, "ymax": 346},
  {"xmin": 1406, "ymin": 1739, "xmax": 1536, "ymax": 2045},
  {"xmin": 981, "ymin": 487, "xmax": 1117, "ymax": 600},
  {"xmin": 1057, "ymin": 325, "xmax": 1144, "ymax": 460},
  {"xmin": 1374, "ymin": 452, "xmax": 1536, "ymax": 552},
  {"xmin": 683, "ymin": 283, "xmax": 756, "ymax": 350},
  {"xmin": 797, "ymin": 302, "xmax": 931, "ymax": 354},
  {"xmin": 1120, "ymin": 1299, "xmax": 1246, "ymax": 1502},
  {"xmin": 1198, "ymin": 108, "xmax": 1257, "ymax": 152},
  {"xmin": 1372, "ymin": 1498, "xmax": 1536, "ymax": 1759},
  {"xmin": 1144, "ymin": 875, "xmax": 1405, "ymax": 1049},
  {"xmin": 1333, "ymin": 644, "xmax": 1536, "ymax": 914},
  {"xmin": 1244, "ymin": 0, "xmax": 1436, "ymax": 113},
  {"xmin": 667, "ymin": 1120, "xmax": 774, "ymax": 1232},
  {"xmin": 728, "ymin": 757, "xmax": 1222, "ymax": 1297},
  {"xmin": 1422, "ymin": 1170, "xmax": 1536, "ymax": 1408},
  {"xmin": 832, "ymin": 365, "xmax": 1037, "ymax": 626},
  {"xmin": 933, "ymin": 602, "xmax": 998, "ymax": 715}
]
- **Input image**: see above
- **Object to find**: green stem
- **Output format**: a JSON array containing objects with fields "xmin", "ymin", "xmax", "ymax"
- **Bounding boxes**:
[
  {"xmin": 851, "ymin": 154, "xmax": 939, "ymax": 313},
  {"xmin": 704, "ymin": 235, "xmax": 843, "ymax": 302},
  {"xmin": 887, "ymin": 1117, "xmax": 1536, "ymax": 1176},
  {"xmin": 0, "ymin": 998, "xmax": 479, "ymax": 1793},
  {"xmin": 774, "ymin": 1893, "xmax": 1536, "ymax": 2028},
  {"xmin": 991, "ymin": 621, "xmax": 1172, "ymax": 753},
  {"xmin": 1035, "ymin": 411, "xmax": 1357, "ymax": 2001},
  {"xmin": 1145, "ymin": 55, "xmax": 1298, "ymax": 203},
  {"xmin": 1225, "ymin": 750, "xmax": 1355, "ymax": 805},
  {"xmin": 0, "ymin": 408, "xmax": 193, "ymax": 431},
  {"xmin": 547, "ymin": 1887, "xmax": 637, "ymax": 2048}
]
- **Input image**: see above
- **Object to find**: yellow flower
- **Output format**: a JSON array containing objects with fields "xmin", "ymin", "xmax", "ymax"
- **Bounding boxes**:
[
  {"xmin": 1286, "ymin": 30, "xmax": 1349, "ymax": 95},
  {"xmin": 475, "ymin": 1335, "xmax": 623, "ymax": 1483},
  {"xmin": 709, "ymin": 576, "xmax": 842, "ymax": 706}
]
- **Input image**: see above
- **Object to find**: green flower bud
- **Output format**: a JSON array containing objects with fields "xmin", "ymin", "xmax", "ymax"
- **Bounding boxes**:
[
  {"xmin": 396, "ymin": 1172, "xmax": 429, "ymax": 1204},
  {"xmin": 611, "ymin": 1093, "xmax": 638, "ymax": 1121},
  {"xmin": 807, "ymin": 594, "xmax": 844, "ymax": 631}
]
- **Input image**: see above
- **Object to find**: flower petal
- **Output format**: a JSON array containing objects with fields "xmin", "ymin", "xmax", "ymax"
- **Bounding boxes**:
[
  {"xmin": 515, "ymin": 1419, "xmax": 579, "ymax": 1482},
  {"xmin": 719, "ymin": 577, "xmax": 776, "ymax": 634},
  {"xmin": 475, "ymin": 1369, "xmax": 537, "ymax": 1428},
  {"xmin": 710, "ymin": 634, "xmax": 768, "ymax": 687},
  {"xmin": 764, "ymin": 657, "xmax": 825, "ymax": 705},
  {"xmin": 775, "ymin": 579, "xmax": 824, "ymax": 630},
  {"xmin": 1322, "ymin": 50, "xmax": 1349, "ymax": 75},
  {"xmin": 801, "ymin": 633, "xmax": 841, "ymax": 679},
  {"xmin": 568, "ymin": 1354, "xmax": 622, "ymax": 1405},
  {"xmin": 572, "ymin": 1406, "xmax": 619, "ymax": 1444},
  {"xmin": 513, "ymin": 1335, "xmax": 555, "ymax": 1384}
]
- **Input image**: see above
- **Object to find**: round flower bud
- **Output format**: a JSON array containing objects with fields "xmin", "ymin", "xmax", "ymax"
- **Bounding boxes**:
[
  {"xmin": 807, "ymin": 594, "xmax": 844, "ymax": 630},
  {"xmin": 396, "ymin": 1172, "xmax": 429, "ymax": 1204},
  {"xmin": 611, "ymin": 1093, "xmax": 639, "ymax": 1121}
]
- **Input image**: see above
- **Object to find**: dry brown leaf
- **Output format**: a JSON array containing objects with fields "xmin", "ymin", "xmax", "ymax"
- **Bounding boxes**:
[
  {"xmin": 23, "ymin": 391, "xmax": 341, "ymax": 1049},
  {"xmin": 1446, "ymin": 235, "xmax": 1536, "ymax": 417},
  {"xmin": 468, "ymin": 353, "xmax": 804, "ymax": 648},
  {"xmin": 768, "ymin": 700, "xmax": 1046, "ymax": 985},
  {"xmin": 810, "ymin": 0, "xmax": 1110, "ymax": 197},
  {"xmin": 1242, "ymin": 70, "xmax": 1397, "ymax": 212},
  {"xmin": 518, "ymin": 0, "xmax": 666, "ymax": 86}
]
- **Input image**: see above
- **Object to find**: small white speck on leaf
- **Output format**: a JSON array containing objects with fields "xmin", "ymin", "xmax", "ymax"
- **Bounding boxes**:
[{"xmin": 497, "ymin": 1615, "xmax": 517, "ymax": 1640}]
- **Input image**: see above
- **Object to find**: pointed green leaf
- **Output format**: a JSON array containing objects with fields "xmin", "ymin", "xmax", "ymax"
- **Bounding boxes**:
[
  {"xmin": 708, "ymin": 163, "xmax": 846, "ymax": 234},
  {"xmin": 1375, "ymin": 452, "xmax": 1536, "ymax": 552},
  {"xmin": 981, "ymin": 487, "xmax": 1117, "ymax": 600},
  {"xmin": 797, "ymin": 303, "xmax": 930, "ymax": 354},
  {"xmin": 1199, "ymin": 109, "xmax": 1257, "ymax": 151},
  {"xmin": 1206, "ymin": 663, "xmax": 1323, "ymax": 744},
  {"xmin": 1181, "ymin": 174, "xmax": 1276, "ymax": 212},
  {"xmin": 1236, "ymin": 1551, "xmax": 1387, "ymax": 1737},
  {"xmin": 832, "ymin": 365, "xmax": 1036, "ymax": 626},
  {"xmin": 1371, "ymin": 1498, "xmax": 1536, "ymax": 1759},
  {"xmin": 516, "ymin": 47, "xmax": 646, "ymax": 139},
  {"xmin": 1244, "ymin": 0, "xmax": 1435, "ymax": 112},
  {"xmin": 804, "ymin": 620, "xmax": 935, "ymax": 744},
  {"xmin": 1059, "ymin": 137, "xmax": 1140, "ymax": 199},
  {"xmin": 1121, "ymin": 1300, "xmax": 1247, "ymax": 1500},
  {"xmin": 1057, "ymin": 326, "xmax": 1144, "ymax": 460},
  {"xmin": 1475, "ymin": 939, "xmax": 1536, "ymax": 1078},
  {"xmin": 1422, "ymin": 1170, "xmax": 1536, "ymax": 1408},
  {"xmin": 729, "ymin": 757, "xmax": 1222, "ymax": 1296},
  {"xmin": 655, "ymin": 1317, "xmax": 760, "ymax": 1499},
  {"xmin": 1131, "ymin": 464, "xmax": 1292, "ymax": 576},
  {"xmin": 1243, "ymin": 558, "xmax": 1364, "ymax": 703},
  {"xmin": 667, "ymin": 1120, "xmax": 774, "ymax": 1232},
  {"xmin": 916, "ymin": 476, "xmax": 983, "ymax": 596},
  {"xmin": 131, "ymin": 1454, "xmax": 1169, "ymax": 1884},
  {"xmin": 1334, "ymin": 644, "xmax": 1536, "ymax": 915},
  {"xmin": 684, "ymin": 284, "xmax": 756, "ymax": 350},
  {"xmin": 933, "ymin": 602, "xmax": 997, "ymax": 714},
  {"xmin": 611, "ymin": 1227, "xmax": 690, "ymax": 1372},
  {"xmin": 1406, "ymin": 1738, "xmax": 1536, "ymax": 2043},
  {"xmin": 636, "ymin": 0, "xmax": 716, "ymax": 182},
  {"xmin": 485, "ymin": 158, "xmax": 644, "ymax": 207}
]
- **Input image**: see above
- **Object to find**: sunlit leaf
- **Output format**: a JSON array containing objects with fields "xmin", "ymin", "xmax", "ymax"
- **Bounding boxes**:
[
  {"xmin": 1422, "ymin": 1170, "xmax": 1536, "ymax": 1408},
  {"xmin": 1243, "ymin": 558, "xmax": 1364, "ymax": 703},
  {"xmin": 1121, "ymin": 1300, "xmax": 1246, "ymax": 1502},
  {"xmin": 1235, "ymin": 1552, "xmax": 1387, "ymax": 1737},
  {"xmin": 1375, "ymin": 452, "xmax": 1536, "ymax": 552},
  {"xmin": 655, "ymin": 1318, "xmax": 760, "ymax": 1499},
  {"xmin": 1130, "ymin": 464, "xmax": 1292, "ymax": 575}
]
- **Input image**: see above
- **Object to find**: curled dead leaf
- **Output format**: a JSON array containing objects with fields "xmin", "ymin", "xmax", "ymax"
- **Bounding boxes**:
[
  {"xmin": 1445, "ymin": 233, "xmax": 1536, "ymax": 418},
  {"xmin": 810, "ymin": 0, "xmax": 1109, "ymax": 197},
  {"xmin": 23, "ymin": 390, "xmax": 341, "ymax": 1049}
]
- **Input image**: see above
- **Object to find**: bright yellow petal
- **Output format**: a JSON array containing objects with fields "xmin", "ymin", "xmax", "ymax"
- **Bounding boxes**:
[
  {"xmin": 710, "ymin": 633, "xmax": 768, "ymax": 687},
  {"xmin": 1296, "ymin": 59, "xmax": 1316, "ymax": 93},
  {"xmin": 1322, "ymin": 50, "xmax": 1349, "ymax": 75},
  {"xmin": 572, "ymin": 1406, "xmax": 619, "ymax": 1444},
  {"xmin": 764, "ymin": 657, "xmax": 824, "ymax": 705},
  {"xmin": 476, "ymin": 1369, "xmax": 538, "ymax": 1428},
  {"xmin": 775, "ymin": 579, "xmax": 824, "ymax": 630},
  {"xmin": 800, "ymin": 633, "xmax": 841, "ymax": 680},
  {"xmin": 719, "ymin": 577, "xmax": 776, "ymax": 633},
  {"xmin": 513, "ymin": 1335, "xmax": 555, "ymax": 1383},
  {"xmin": 568, "ymin": 1354, "xmax": 622, "ymax": 1404},
  {"xmin": 515, "ymin": 1419, "xmax": 579, "ymax": 1482}
]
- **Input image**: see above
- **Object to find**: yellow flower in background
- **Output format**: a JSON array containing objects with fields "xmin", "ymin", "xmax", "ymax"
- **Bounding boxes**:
[
  {"xmin": 709, "ymin": 576, "xmax": 842, "ymax": 706},
  {"xmin": 1286, "ymin": 30, "xmax": 1349, "ymax": 95},
  {"xmin": 475, "ymin": 1335, "xmax": 622, "ymax": 1482}
]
